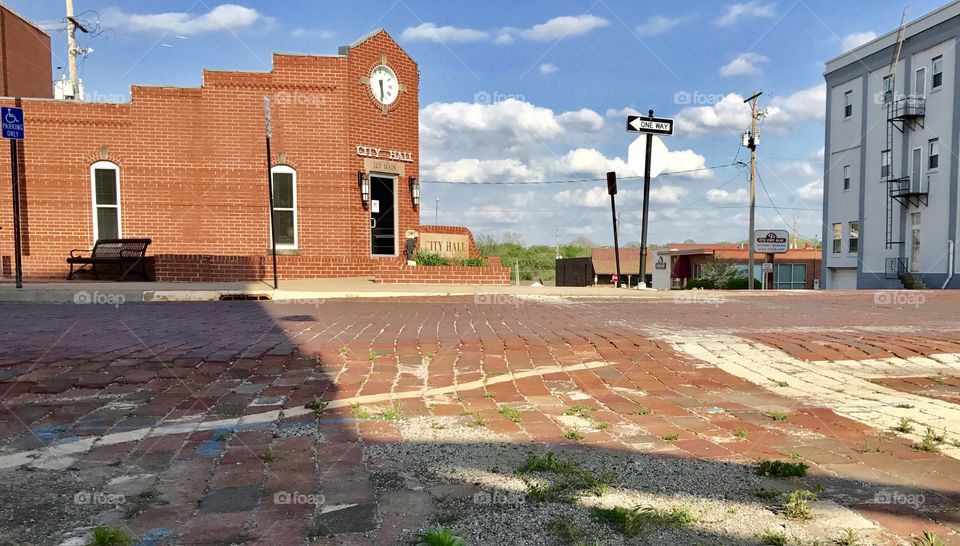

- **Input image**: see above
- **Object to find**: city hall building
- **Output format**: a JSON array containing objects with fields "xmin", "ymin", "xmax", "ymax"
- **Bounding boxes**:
[
  {"xmin": 823, "ymin": 1, "xmax": 960, "ymax": 289},
  {"xmin": 0, "ymin": 25, "xmax": 506, "ymax": 283}
]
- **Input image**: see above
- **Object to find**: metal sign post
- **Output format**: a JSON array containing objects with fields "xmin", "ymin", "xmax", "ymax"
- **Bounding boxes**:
[
  {"xmin": 606, "ymin": 172, "xmax": 621, "ymax": 287},
  {"xmin": 2, "ymin": 103, "xmax": 25, "ymax": 289},
  {"xmin": 265, "ymin": 97, "xmax": 278, "ymax": 290},
  {"xmin": 627, "ymin": 110, "xmax": 674, "ymax": 288}
]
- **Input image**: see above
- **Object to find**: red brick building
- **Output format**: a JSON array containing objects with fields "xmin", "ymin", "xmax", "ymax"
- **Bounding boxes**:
[
  {"xmin": 0, "ymin": 29, "xmax": 507, "ymax": 283},
  {"xmin": 0, "ymin": 5, "xmax": 52, "ymax": 99}
]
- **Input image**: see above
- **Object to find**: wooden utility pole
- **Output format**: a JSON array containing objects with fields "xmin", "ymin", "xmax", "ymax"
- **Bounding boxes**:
[
  {"xmin": 66, "ymin": 0, "xmax": 79, "ymax": 99},
  {"xmin": 744, "ymin": 91, "xmax": 763, "ymax": 290}
]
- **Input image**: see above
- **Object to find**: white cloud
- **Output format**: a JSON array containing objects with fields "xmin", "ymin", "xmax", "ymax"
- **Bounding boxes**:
[
  {"xmin": 493, "ymin": 33, "xmax": 515, "ymax": 45},
  {"xmin": 401, "ymin": 23, "xmax": 489, "ymax": 43},
  {"xmin": 719, "ymin": 52, "xmax": 769, "ymax": 77},
  {"xmin": 650, "ymin": 185, "xmax": 690, "ymax": 204},
  {"xmin": 796, "ymin": 179, "xmax": 823, "ymax": 201},
  {"xmin": 539, "ymin": 63, "xmax": 559, "ymax": 75},
  {"xmin": 768, "ymin": 83, "xmax": 826, "ymax": 124},
  {"xmin": 291, "ymin": 28, "xmax": 334, "ymax": 40},
  {"xmin": 426, "ymin": 158, "xmax": 541, "ymax": 183},
  {"xmin": 841, "ymin": 31, "xmax": 877, "ymax": 52},
  {"xmin": 674, "ymin": 84, "xmax": 825, "ymax": 135},
  {"xmin": 635, "ymin": 15, "xmax": 690, "ymax": 36},
  {"xmin": 112, "ymin": 4, "xmax": 265, "ymax": 34},
  {"xmin": 522, "ymin": 15, "xmax": 609, "ymax": 41},
  {"xmin": 605, "ymin": 107, "xmax": 641, "ymax": 118},
  {"xmin": 705, "ymin": 188, "xmax": 749, "ymax": 204},
  {"xmin": 716, "ymin": 2, "xmax": 776, "ymax": 27}
]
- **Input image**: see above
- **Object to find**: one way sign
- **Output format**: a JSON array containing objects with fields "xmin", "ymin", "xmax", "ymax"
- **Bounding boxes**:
[{"xmin": 626, "ymin": 115, "xmax": 674, "ymax": 136}]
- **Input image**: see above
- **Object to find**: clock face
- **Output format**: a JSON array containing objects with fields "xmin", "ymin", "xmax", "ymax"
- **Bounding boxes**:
[{"xmin": 370, "ymin": 65, "xmax": 399, "ymax": 106}]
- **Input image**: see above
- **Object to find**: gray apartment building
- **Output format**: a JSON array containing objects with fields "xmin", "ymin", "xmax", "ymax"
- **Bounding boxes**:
[{"xmin": 823, "ymin": 1, "xmax": 960, "ymax": 289}]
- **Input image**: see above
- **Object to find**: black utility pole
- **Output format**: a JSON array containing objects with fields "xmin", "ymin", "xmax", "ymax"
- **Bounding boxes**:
[
  {"xmin": 265, "ymin": 97, "xmax": 278, "ymax": 289},
  {"xmin": 607, "ymin": 171, "xmax": 621, "ymax": 287},
  {"xmin": 9, "ymin": 128, "xmax": 21, "ymax": 289},
  {"xmin": 638, "ymin": 109, "xmax": 654, "ymax": 289}
]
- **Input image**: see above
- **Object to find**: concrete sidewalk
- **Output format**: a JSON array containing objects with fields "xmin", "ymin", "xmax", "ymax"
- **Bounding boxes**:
[{"xmin": 0, "ymin": 276, "xmax": 723, "ymax": 303}]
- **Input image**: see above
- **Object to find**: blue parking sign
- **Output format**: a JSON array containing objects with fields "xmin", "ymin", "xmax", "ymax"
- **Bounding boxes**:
[{"xmin": 2, "ymin": 107, "xmax": 24, "ymax": 140}]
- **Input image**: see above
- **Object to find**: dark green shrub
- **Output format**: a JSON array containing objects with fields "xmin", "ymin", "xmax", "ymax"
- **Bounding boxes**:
[
  {"xmin": 459, "ymin": 257, "xmax": 488, "ymax": 267},
  {"xmin": 686, "ymin": 279, "xmax": 715, "ymax": 290},
  {"xmin": 415, "ymin": 252, "xmax": 451, "ymax": 266},
  {"xmin": 726, "ymin": 276, "xmax": 761, "ymax": 290}
]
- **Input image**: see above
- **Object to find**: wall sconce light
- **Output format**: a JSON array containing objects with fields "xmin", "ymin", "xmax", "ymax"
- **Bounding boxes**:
[
  {"xmin": 358, "ymin": 171, "xmax": 370, "ymax": 205},
  {"xmin": 409, "ymin": 177, "xmax": 420, "ymax": 207}
]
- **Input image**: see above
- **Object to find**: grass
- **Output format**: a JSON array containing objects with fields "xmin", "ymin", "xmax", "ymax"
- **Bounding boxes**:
[
  {"xmin": 350, "ymin": 403, "xmax": 373, "ymax": 420},
  {"xmin": 835, "ymin": 528, "xmax": 862, "ymax": 546},
  {"xmin": 663, "ymin": 433, "xmax": 680, "ymax": 441},
  {"xmin": 784, "ymin": 449, "xmax": 802, "ymax": 460},
  {"xmin": 783, "ymin": 488, "xmax": 819, "ymax": 520},
  {"xmin": 380, "ymin": 404, "xmax": 404, "ymax": 421},
  {"xmin": 367, "ymin": 350, "xmax": 379, "ymax": 361},
  {"xmin": 635, "ymin": 406, "xmax": 652, "ymax": 415},
  {"xmin": 594, "ymin": 505, "xmax": 696, "ymax": 537},
  {"xmin": 774, "ymin": 380, "xmax": 790, "ymax": 387},
  {"xmin": 952, "ymin": 438, "xmax": 960, "ymax": 448},
  {"xmin": 912, "ymin": 532, "xmax": 946, "ymax": 546},
  {"xmin": 261, "ymin": 446, "xmax": 283, "ymax": 462},
  {"xmin": 463, "ymin": 411, "xmax": 486, "ymax": 428},
  {"xmin": 338, "ymin": 346, "xmax": 349, "ymax": 357},
  {"xmin": 547, "ymin": 517, "xmax": 585, "ymax": 544},
  {"xmin": 565, "ymin": 404, "xmax": 594, "ymax": 418},
  {"xmin": 305, "ymin": 397, "xmax": 328, "ymax": 416},
  {"xmin": 913, "ymin": 428, "xmax": 942, "ymax": 453},
  {"xmin": 893, "ymin": 417, "xmax": 915, "ymax": 433},
  {"xmin": 498, "ymin": 406, "xmax": 521, "ymax": 423},
  {"xmin": 414, "ymin": 525, "xmax": 466, "ymax": 546},
  {"xmin": 89, "ymin": 526, "xmax": 132, "ymax": 546},
  {"xmin": 758, "ymin": 529, "xmax": 788, "ymax": 546},
  {"xmin": 894, "ymin": 403, "xmax": 915, "ymax": 409},
  {"xmin": 593, "ymin": 422, "xmax": 609, "ymax": 430},
  {"xmin": 122, "ymin": 489, "xmax": 166, "ymax": 519},
  {"xmin": 483, "ymin": 391, "xmax": 496, "ymax": 399},
  {"xmin": 431, "ymin": 422, "xmax": 447, "ymax": 430},
  {"xmin": 766, "ymin": 410, "xmax": 790, "ymax": 421},
  {"xmin": 755, "ymin": 459, "xmax": 808, "ymax": 478},
  {"xmin": 754, "ymin": 487, "xmax": 783, "ymax": 500},
  {"xmin": 516, "ymin": 452, "xmax": 613, "ymax": 503},
  {"xmin": 563, "ymin": 429, "xmax": 585, "ymax": 441},
  {"xmin": 733, "ymin": 427, "xmax": 749, "ymax": 439},
  {"xmin": 859, "ymin": 434, "xmax": 888, "ymax": 453}
]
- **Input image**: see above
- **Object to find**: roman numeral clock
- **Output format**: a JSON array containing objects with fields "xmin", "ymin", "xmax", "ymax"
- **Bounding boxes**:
[{"xmin": 363, "ymin": 54, "xmax": 406, "ymax": 115}]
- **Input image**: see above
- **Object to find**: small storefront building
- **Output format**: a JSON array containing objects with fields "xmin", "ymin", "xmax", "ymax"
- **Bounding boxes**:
[{"xmin": 652, "ymin": 245, "xmax": 821, "ymax": 290}]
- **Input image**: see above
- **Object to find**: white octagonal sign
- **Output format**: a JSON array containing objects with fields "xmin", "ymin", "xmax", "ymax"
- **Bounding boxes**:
[{"xmin": 627, "ymin": 135, "xmax": 668, "ymax": 179}]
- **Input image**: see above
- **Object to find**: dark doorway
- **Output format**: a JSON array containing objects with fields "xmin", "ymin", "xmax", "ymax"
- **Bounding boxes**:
[{"xmin": 370, "ymin": 175, "xmax": 396, "ymax": 256}]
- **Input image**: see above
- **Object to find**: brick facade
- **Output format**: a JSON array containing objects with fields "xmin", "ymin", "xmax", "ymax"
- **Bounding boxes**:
[
  {"xmin": 0, "ymin": 30, "xmax": 483, "ymax": 283},
  {"xmin": 0, "ymin": 5, "xmax": 52, "ymax": 99}
]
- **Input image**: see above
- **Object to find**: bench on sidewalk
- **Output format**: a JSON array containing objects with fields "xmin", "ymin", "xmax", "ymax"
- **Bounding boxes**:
[{"xmin": 67, "ymin": 238, "xmax": 152, "ymax": 281}]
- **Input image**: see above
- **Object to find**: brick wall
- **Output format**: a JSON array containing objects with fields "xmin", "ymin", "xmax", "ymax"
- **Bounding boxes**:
[
  {"xmin": 0, "ymin": 30, "xmax": 486, "ymax": 283},
  {"xmin": 0, "ymin": 6, "xmax": 52, "ymax": 99},
  {"xmin": 374, "ymin": 257, "xmax": 510, "ymax": 285}
]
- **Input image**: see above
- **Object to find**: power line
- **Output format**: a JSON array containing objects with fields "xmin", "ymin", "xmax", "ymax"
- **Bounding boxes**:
[{"xmin": 420, "ymin": 163, "xmax": 740, "ymax": 185}]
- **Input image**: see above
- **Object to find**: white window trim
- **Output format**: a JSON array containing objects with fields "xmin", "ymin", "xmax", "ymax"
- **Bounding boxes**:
[
  {"xmin": 928, "ymin": 138, "xmax": 940, "ymax": 171},
  {"xmin": 932, "ymin": 55, "xmax": 943, "ymax": 88},
  {"xmin": 915, "ymin": 66, "xmax": 927, "ymax": 98},
  {"xmin": 270, "ymin": 165, "xmax": 298, "ymax": 250},
  {"xmin": 843, "ymin": 91, "xmax": 853, "ymax": 118},
  {"xmin": 90, "ymin": 161, "xmax": 121, "ymax": 243}
]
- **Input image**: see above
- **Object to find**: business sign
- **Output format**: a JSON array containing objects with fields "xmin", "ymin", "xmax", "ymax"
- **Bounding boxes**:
[
  {"xmin": 626, "ymin": 115, "xmax": 674, "ymax": 135},
  {"xmin": 2, "ymin": 107, "xmax": 24, "ymax": 140},
  {"xmin": 654, "ymin": 255, "xmax": 668, "ymax": 270},
  {"xmin": 419, "ymin": 232, "xmax": 470, "ymax": 259},
  {"xmin": 762, "ymin": 262, "xmax": 774, "ymax": 273},
  {"xmin": 755, "ymin": 230, "xmax": 789, "ymax": 253}
]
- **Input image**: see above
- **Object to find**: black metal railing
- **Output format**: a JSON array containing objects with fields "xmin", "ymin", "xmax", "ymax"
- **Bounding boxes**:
[
  {"xmin": 885, "ymin": 257, "xmax": 908, "ymax": 279},
  {"xmin": 891, "ymin": 96, "xmax": 926, "ymax": 119},
  {"xmin": 887, "ymin": 176, "xmax": 926, "ymax": 197}
]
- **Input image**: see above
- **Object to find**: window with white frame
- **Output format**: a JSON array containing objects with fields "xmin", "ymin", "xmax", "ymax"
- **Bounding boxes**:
[
  {"xmin": 843, "ymin": 91, "xmax": 853, "ymax": 117},
  {"xmin": 91, "ymin": 161, "xmax": 121, "ymax": 241},
  {"xmin": 929, "ymin": 138, "xmax": 939, "ymax": 170},
  {"xmin": 933, "ymin": 55, "xmax": 943, "ymax": 88},
  {"xmin": 849, "ymin": 221, "xmax": 859, "ymax": 254},
  {"xmin": 270, "ymin": 165, "xmax": 297, "ymax": 249},
  {"xmin": 843, "ymin": 165, "xmax": 851, "ymax": 191},
  {"xmin": 881, "ymin": 149, "xmax": 891, "ymax": 178},
  {"xmin": 882, "ymin": 75, "xmax": 894, "ymax": 101},
  {"xmin": 832, "ymin": 223, "xmax": 842, "ymax": 254},
  {"xmin": 915, "ymin": 66, "xmax": 927, "ymax": 97}
]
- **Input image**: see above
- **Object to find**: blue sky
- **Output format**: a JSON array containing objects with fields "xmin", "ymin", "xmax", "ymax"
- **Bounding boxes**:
[{"xmin": 8, "ymin": 0, "xmax": 948, "ymax": 246}]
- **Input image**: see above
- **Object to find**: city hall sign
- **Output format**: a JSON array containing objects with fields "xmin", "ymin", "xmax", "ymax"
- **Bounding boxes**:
[{"xmin": 356, "ymin": 145, "xmax": 414, "ymax": 163}]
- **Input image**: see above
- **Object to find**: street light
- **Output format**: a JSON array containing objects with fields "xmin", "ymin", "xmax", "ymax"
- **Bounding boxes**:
[
  {"xmin": 409, "ymin": 176, "xmax": 420, "ymax": 207},
  {"xmin": 357, "ymin": 171, "xmax": 370, "ymax": 206}
]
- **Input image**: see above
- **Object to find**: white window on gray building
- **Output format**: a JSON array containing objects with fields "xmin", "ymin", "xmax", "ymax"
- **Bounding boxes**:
[
  {"xmin": 881, "ymin": 149, "xmax": 891, "ymax": 178},
  {"xmin": 882, "ymin": 75, "xmax": 894, "ymax": 101},
  {"xmin": 915, "ymin": 66, "xmax": 927, "ymax": 97},
  {"xmin": 849, "ymin": 221, "xmax": 859, "ymax": 254},
  {"xmin": 932, "ymin": 55, "xmax": 943, "ymax": 88},
  {"xmin": 843, "ymin": 165, "xmax": 851, "ymax": 191},
  {"xmin": 832, "ymin": 223, "xmax": 842, "ymax": 254},
  {"xmin": 928, "ymin": 138, "xmax": 939, "ymax": 170},
  {"xmin": 844, "ymin": 91, "xmax": 853, "ymax": 117}
]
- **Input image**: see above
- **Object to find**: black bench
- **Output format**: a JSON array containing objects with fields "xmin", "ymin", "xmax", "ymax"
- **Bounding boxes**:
[{"xmin": 67, "ymin": 238, "xmax": 152, "ymax": 281}]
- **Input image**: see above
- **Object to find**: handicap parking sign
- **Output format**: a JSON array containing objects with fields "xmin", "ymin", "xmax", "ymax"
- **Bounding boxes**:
[{"xmin": 2, "ymin": 107, "xmax": 24, "ymax": 140}]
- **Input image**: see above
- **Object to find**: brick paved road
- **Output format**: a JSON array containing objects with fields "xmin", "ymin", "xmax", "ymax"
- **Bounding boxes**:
[{"xmin": 1, "ymin": 292, "xmax": 959, "ymax": 545}]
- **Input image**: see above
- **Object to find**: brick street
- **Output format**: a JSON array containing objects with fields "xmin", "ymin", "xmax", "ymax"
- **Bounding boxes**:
[{"xmin": 1, "ymin": 292, "xmax": 959, "ymax": 545}]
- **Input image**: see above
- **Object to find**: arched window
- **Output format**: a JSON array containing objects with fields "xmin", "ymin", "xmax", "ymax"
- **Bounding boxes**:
[
  {"xmin": 270, "ymin": 165, "xmax": 298, "ymax": 249},
  {"xmin": 90, "ymin": 161, "xmax": 121, "ymax": 241}
]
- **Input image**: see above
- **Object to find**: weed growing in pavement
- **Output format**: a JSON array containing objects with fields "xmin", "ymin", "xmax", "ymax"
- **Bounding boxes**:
[
  {"xmin": 913, "ymin": 428, "xmax": 941, "ymax": 453},
  {"xmin": 414, "ymin": 525, "xmax": 466, "ymax": 546},
  {"xmin": 766, "ymin": 410, "xmax": 790, "ymax": 421},
  {"xmin": 758, "ymin": 529, "xmax": 788, "ymax": 546},
  {"xmin": 835, "ymin": 528, "xmax": 862, "ymax": 546},
  {"xmin": 305, "ymin": 397, "xmax": 328, "ymax": 416},
  {"xmin": 463, "ymin": 411, "xmax": 486, "ymax": 428},
  {"xmin": 912, "ymin": 532, "xmax": 946, "ymax": 546},
  {"xmin": 663, "ymin": 433, "xmax": 680, "ymax": 441},
  {"xmin": 783, "ymin": 488, "xmax": 819, "ymax": 520},
  {"xmin": 774, "ymin": 380, "xmax": 790, "ymax": 387},
  {"xmin": 754, "ymin": 487, "xmax": 782, "ymax": 500},
  {"xmin": 516, "ymin": 452, "xmax": 613, "ymax": 503},
  {"xmin": 380, "ymin": 404, "xmax": 403, "ymax": 421},
  {"xmin": 565, "ymin": 405, "xmax": 594, "ymax": 418},
  {"xmin": 123, "ymin": 489, "xmax": 167, "ymax": 519},
  {"xmin": 734, "ymin": 428, "xmax": 749, "ymax": 439},
  {"xmin": 951, "ymin": 439, "xmax": 960, "ymax": 448},
  {"xmin": 859, "ymin": 434, "xmax": 888, "ymax": 453},
  {"xmin": 90, "ymin": 526, "xmax": 132, "ymax": 546},
  {"xmin": 635, "ymin": 406, "xmax": 652, "ymax": 415},
  {"xmin": 351, "ymin": 403, "xmax": 373, "ymax": 419},
  {"xmin": 755, "ymin": 459, "xmax": 808, "ymax": 478},
  {"xmin": 547, "ymin": 517, "xmax": 586, "ymax": 544},
  {"xmin": 338, "ymin": 346, "xmax": 349, "ymax": 357},
  {"xmin": 894, "ymin": 417, "xmax": 915, "ymax": 433},
  {"xmin": 498, "ymin": 406, "xmax": 521, "ymax": 423},
  {"xmin": 894, "ymin": 403, "xmax": 915, "ymax": 409},
  {"xmin": 930, "ymin": 374, "xmax": 948, "ymax": 385},
  {"xmin": 593, "ymin": 422, "xmax": 609, "ymax": 430},
  {"xmin": 926, "ymin": 427, "xmax": 946, "ymax": 442},
  {"xmin": 563, "ymin": 429, "xmax": 585, "ymax": 441},
  {"xmin": 261, "ymin": 446, "xmax": 283, "ymax": 462},
  {"xmin": 785, "ymin": 449, "xmax": 802, "ymax": 460},
  {"xmin": 483, "ymin": 391, "xmax": 495, "ymax": 399},
  {"xmin": 431, "ymin": 422, "xmax": 447, "ymax": 430},
  {"xmin": 593, "ymin": 504, "xmax": 695, "ymax": 537}
]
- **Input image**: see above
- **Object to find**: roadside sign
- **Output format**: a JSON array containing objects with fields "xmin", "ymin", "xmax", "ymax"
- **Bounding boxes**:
[
  {"xmin": 626, "ymin": 115, "xmax": 674, "ymax": 135},
  {"xmin": 755, "ymin": 230, "xmax": 789, "ymax": 253},
  {"xmin": 762, "ymin": 262, "xmax": 774, "ymax": 273},
  {"xmin": 654, "ymin": 255, "xmax": 667, "ymax": 270},
  {"xmin": 2, "ymin": 107, "xmax": 24, "ymax": 140}
]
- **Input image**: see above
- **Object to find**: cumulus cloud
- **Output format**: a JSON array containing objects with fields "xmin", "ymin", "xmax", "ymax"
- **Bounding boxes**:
[
  {"xmin": 291, "ymin": 28, "xmax": 334, "ymax": 40},
  {"xmin": 401, "ymin": 23, "xmax": 489, "ymax": 43},
  {"xmin": 841, "ymin": 31, "xmax": 877, "ymax": 52},
  {"xmin": 553, "ymin": 184, "xmax": 688, "ymax": 208},
  {"xmin": 635, "ymin": 15, "xmax": 691, "ymax": 36},
  {"xmin": 716, "ymin": 2, "xmax": 776, "ymax": 27},
  {"xmin": 796, "ymin": 179, "xmax": 823, "ymax": 201},
  {"xmin": 605, "ymin": 107, "xmax": 641, "ymax": 118},
  {"xmin": 539, "ymin": 63, "xmax": 559, "ymax": 75},
  {"xmin": 522, "ymin": 15, "xmax": 609, "ymax": 41},
  {"xmin": 719, "ymin": 52, "xmax": 769, "ymax": 77},
  {"xmin": 110, "ymin": 4, "xmax": 266, "ymax": 34},
  {"xmin": 674, "ymin": 84, "xmax": 825, "ymax": 135},
  {"xmin": 706, "ymin": 188, "xmax": 749, "ymax": 204}
]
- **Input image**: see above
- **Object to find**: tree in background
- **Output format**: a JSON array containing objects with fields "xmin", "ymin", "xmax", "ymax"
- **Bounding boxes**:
[
  {"xmin": 477, "ymin": 233, "xmax": 592, "ymax": 281},
  {"xmin": 699, "ymin": 259, "xmax": 740, "ymax": 289}
]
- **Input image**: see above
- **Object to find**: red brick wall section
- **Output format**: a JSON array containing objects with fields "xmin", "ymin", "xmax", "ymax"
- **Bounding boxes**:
[
  {"xmin": 0, "ymin": 7, "xmax": 53, "ymax": 99},
  {"xmin": 374, "ymin": 257, "xmax": 510, "ymax": 285},
  {"xmin": 0, "ymin": 30, "xmax": 444, "ymax": 282}
]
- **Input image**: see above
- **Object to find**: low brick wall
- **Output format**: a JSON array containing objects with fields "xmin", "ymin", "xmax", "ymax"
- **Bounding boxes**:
[
  {"xmin": 374, "ymin": 257, "xmax": 510, "ymax": 285},
  {"xmin": 153, "ymin": 254, "xmax": 400, "ymax": 282}
]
